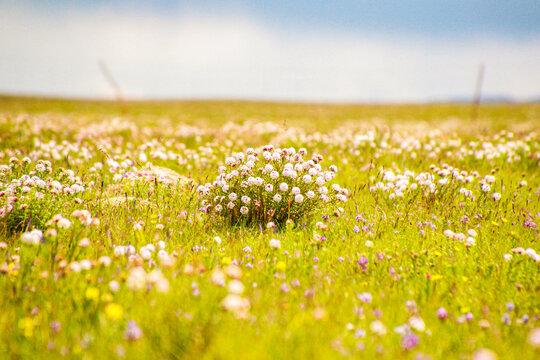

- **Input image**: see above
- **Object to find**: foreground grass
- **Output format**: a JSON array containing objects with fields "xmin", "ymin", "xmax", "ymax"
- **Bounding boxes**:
[{"xmin": 0, "ymin": 96, "xmax": 539, "ymax": 359}]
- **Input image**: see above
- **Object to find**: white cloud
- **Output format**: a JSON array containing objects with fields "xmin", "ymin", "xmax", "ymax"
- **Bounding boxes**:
[{"xmin": 0, "ymin": 4, "xmax": 539, "ymax": 101}]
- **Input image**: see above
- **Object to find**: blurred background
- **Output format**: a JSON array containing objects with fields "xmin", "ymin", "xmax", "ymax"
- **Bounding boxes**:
[{"xmin": 0, "ymin": 0, "xmax": 539, "ymax": 103}]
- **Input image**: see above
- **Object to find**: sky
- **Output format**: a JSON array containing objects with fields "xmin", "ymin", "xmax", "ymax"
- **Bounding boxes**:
[{"xmin": 0, "ymin": 0, "xmax": 539, "ymax": 102}]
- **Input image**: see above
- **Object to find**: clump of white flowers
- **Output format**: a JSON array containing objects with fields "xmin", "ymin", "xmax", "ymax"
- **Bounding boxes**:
[{"xmin": 198, "ymin": 145, "xmax": 348, "ymax": 228}]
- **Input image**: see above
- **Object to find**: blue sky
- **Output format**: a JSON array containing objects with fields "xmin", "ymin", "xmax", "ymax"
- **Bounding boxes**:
[{"xmin": 1, "ymin": 0, "xmax": 539, "ymax": 101}]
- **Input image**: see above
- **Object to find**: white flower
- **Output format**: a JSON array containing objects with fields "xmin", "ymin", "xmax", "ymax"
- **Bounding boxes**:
[
  {"xmin": 21, "ymin": 229, "xmax": 43, "ymax": 245},
  {"xmin": 291, "ymin": 187, "xmax": 300, "ymax": 195},
  {"xmin": 228, "ymin": 279, "xmax": 245, "ymax": 295},
  {"xmin": 492, "ymin": 192, "xmax": 501, "ymax": 201},
  {"xmin": 318, "ymin": 186, "xmax": 328, "ymax": 195},
  {"xmin": 443, "ymin": 229, "xmax": 454, "ymax": 238},
  {"xmin": 270, "ymin": 171, "xmax": 279, "ymax": 180},
  {"xmin": 109, "ymin": 280, "xmax": 120, "ymax": 292},
  {"xmin": 279, "ymin": 183, "xmax": 289, "ymax": 192},
  {"xmin": 265, "ymin": 184, "xmax": 274, "ymax": 192},
  {"xmin": 228, "ymin": 192, "xmax": 237, "ymax": 201},
  {"xmin": 264, "ymin": 164, "xmax": 274, "ymax": 173},
  {"xmin": 306, "ymin": 190, "xmax": 315, "ymax": 199},
  {"xmin": 225, "ymin": 157, "xmax": 236, "ymax": 166},
  {"xmin": 269, "ymin": 239, "xmax": 281, "ymax": 249},
  {"xmin": 241, "ymin": 195, "xmax": 251, "ymax": 204},
  {"xmin": 236, "ymin": 152, "xmax": 245, "ymax": 162},
  {"xmin": 114, "ymin": 246, "xmax": 126, "ymax": 257},
  {"xmin": 228, "ymin": 201, "xmax": 235, "ymax": 209},
  {"xmin": 273, "ymin": 194, "xmax": 282, "ymax": 202},
  {"xmin": 302, "ymin": 175, "xmax": 312, "ymax": 184},
  {"xmin": 140, "ymin": 248, "xmax": 152, "ymax": 260},
  {"xmin": 370, "ymin": 320, "xmax": 387, "ymax": 335},
  {"xmin": 294, "ymin": 194, "xmax": 304, "ymax": 203},
  {"xmin": 409, "ymin": 316, "xmax": 426, "ymax": 332},
  {"xmin": 481, "ymin": 184, "xmax": 491, "ymax": 192},
  {"xmin": 467, "ymin": 229, "xmax": 477, "ymax": 237},
  {"xmin": 57, "ymin": 218, "xmax": 72, "ymax": 229},
  {"xmin": 215, "ymin": 204, "xmax": 223, "ymax": 212},
  {"xmin": 240, "ymin": 206, "xmax": 249, "ymax": 215},
  {"xmin": 315, "ymin": 177, "xmax": 325, "ymax": 186}
]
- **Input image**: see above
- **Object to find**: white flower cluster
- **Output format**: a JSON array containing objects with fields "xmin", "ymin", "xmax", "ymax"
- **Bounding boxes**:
[
  {"xmin": 198, "ymin": 145, "xmax": 347, "ymax": 227},
  {"xmin": 371, "ymin": 164, "xmax": 500, "ymax": 201}
]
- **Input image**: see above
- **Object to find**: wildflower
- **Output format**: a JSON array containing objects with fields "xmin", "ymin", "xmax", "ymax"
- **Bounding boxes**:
[
  {"xmin": 437, "ymin": 307, "xmax": 448, "ymax": 320},
  {"xmin": 228, "ymin": 280, "xmax": 245, "ymax": 295},
  {"xmin": 104, "ymin": 303, "xmax": 123, "ymax": 321},
  {"xmin": 124, "ymin": 321, "xmax": 143, "ymax": 341},
  {"xmin": 357, "ymin": 256, "xmax": 369, "ymax": 270},
  {"xmin": 401, "ymin": 332, "xmax": 419, "ymax": 350},
  {"xmin": 529, "ymin": 328, "xmax": 540, "ymax": 348},
  {"xmin": 221, "ymin": 294, "xmax": 250, "ymax": 315},
  {"xmin": 109, "ymin": 280, "xmax": 120, "ymax": 292},
  {"xmin": 85, "ymin": 287, "xmax": 100, "ymax": 301},
  {"xmin": 57, "ymin": 218, "xmax": 72, "ymax": 229},
  {"xmin": 20, "ymin": 229, "xmax": 43, "ymax": 245},
  {"xmin": 370, "ymin": 320, "xmax": 387, "ymax": 335},
  {"xmin": 269, "ymin": 239, "xmax": 281, "ymax": 249},
  {"xmin": 409, "ymin": 316, "xmax": 425, "ymax": 332},
  {"xmin": 357, "ymin": 292, "xmax": 372, "ymax": 304}
]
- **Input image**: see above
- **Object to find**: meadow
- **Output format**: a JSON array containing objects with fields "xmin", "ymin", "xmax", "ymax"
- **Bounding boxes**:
[{"xmin": 0, "ymin": 95, "xmax": 539, "ymax": 359}]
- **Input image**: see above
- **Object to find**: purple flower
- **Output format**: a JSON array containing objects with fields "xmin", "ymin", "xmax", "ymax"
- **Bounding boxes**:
[
  {"xmin": 501, "ymin": 313, "xmax": 511, "ymax": 325},
  {"xmin": 50, "ymin": 320, "xmax": 61, "ymax": 334},
  {"xmin": 401, "ymin": 332, "xmax": 419, "ymax": 350},
  {"xmin": 437, "ymin": 307, "xmax": 448, "ymax": 320},
  {"xmin": 357, "ymin": 256, "xmax": 369, "ymax": 270},
  {"xmin": 523, "ymin": 220, "xmax": 537, "ymax": 229},
  {"xmin": 506, "ymin": 302, "xmax": 515, "ymax": 312},
  {"xmin": 353, "ymin": 225, "xmax": 360, "ymax": 233},
  {"xmin": 124, "ymin": 321, "xmax": 143, "ymax": 341}
]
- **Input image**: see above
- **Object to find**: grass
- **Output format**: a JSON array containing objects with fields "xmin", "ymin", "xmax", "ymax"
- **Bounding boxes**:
[{"xmin": 0, "ymin": 96, "xmax": 539, "ymax": 359}]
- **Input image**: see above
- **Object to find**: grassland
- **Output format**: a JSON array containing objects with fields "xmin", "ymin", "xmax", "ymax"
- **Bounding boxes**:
[{"xmin": 0, "ymin": 95, "xmax": 539, "ymax": 359}]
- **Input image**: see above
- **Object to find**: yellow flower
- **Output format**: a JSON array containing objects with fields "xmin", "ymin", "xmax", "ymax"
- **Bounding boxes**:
[
  {"xmin": 18, "ymin": 317, "xmax": 34, "ymax": 338},
  {"xmin": 85, "ymin": 287, "xmax": 100, "ymax": 301},
  {"xmin": 276, "ymin": 261, "xmax": 286, "ymax": 272},
  {"xmin": 104, "ymin": 303, "xmax": 123, "ymax": 321},
  {"xmin": 430, "ymin": 274, "xmax": 443, "ymax": 280},
  {"xmin": 221, "ymin": 257, "xmax": 232, "ymax": 265}
]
